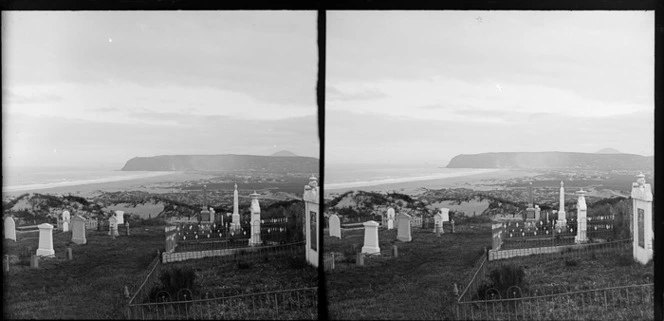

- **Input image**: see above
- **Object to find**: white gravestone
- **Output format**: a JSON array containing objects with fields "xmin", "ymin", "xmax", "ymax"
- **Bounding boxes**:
[
  {"xmin": 36, "ymin": 223, "xmax": 55, "ymax": 257},
  {"xmin": 631, "ymin": 173, "xmax": 653, "ymax": 265},
  {"xmin": 574, "ymin": 189, "xmax": 588, "ymax": 244},
  {"xmin": 387, "ymin": 219, "xmax": 394, "ymax": 230},
  {"xmin": 108, "ymin": 216, "xmax": 119, "ymax": 237},
  {"xmin": 62, "ymin": 221, "xmax": 69, "ymax": 232},
  {"xmin": 362, "ymin": 220, "xmax": 381, "ymax": 255},
  {"xmin": 396, "ymin": 213, "xmax": 412, "ymax": 242},
  {"xmin": 4, "ymin": 216, "xmax": 16, "ymax": 242},
  {"xmin": 387, "ymin": 208, "xmax": 395, "ymax": 221},
  {"xmin": 441, "ymin": 208, "xmax": 450, "ymax": 222},
  {"xmin": 303, "ymin": 175, "xmax": 320, "ymax": 267},
  {"xmin": 71, "ymin": 215, "xmax": 87, "ymax": 245},
  {"xmin": 62, "ymin": 210, "xmax": 71, "ymax": 223},
  {"xmin": 433, "ymin": 213, "xmax": 443, "ymax": 233},
  {"xmin": 556, "ymin": 181, "xmax": 567, "ymax": 228},
  {"xmin": 115, "ymin": 211, "xmax": 125, "ymax": 225},
  {"xmin": 329, "ymin": 214, "xmax": 341, "ymax": 238},
  {"xmin": 248, "ymin": 191, "xmax": 261, "ymax": 246},
  {"xmin": 209, "ymin": 207, "xmax": 215, "ymax": 224}
]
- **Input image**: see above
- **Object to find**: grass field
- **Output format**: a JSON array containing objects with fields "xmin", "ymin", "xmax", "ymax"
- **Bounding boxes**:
[
  {"xmin": 324, "ymin": 223, "xmax": 493, "ymax": 320},
  {"xmin": 3, "ymin": 224, "xmax": 165, "ymax": 319}
]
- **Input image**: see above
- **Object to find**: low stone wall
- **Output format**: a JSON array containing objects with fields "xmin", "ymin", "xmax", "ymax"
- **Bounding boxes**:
[{"xmin": 162, "ymin": 248, "xmax": 245, "ymax": 263}]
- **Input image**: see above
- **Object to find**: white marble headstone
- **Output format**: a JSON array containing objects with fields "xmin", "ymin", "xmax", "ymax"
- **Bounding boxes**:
[
  {"xmin": 329, "ymin": 214, "xmax": 341, "ymax": 238},
  {"xmin": 387, "ymin": 207, "xmax": 395, "ymax": 221},
  {"xmin": 361, "ymin": 220, "xmax": 380, "ymax": 254},
  {"xmin": 71, "ymin": 215, "xmax": 87, "ymax": 245},
  {"xmin": 115, "ymin": 211, "xmax": 125, "ymax": 225},
  {"xmin": 62, "ymin": 221, "xmax": 69, "ymax": 232},
  {"xmin": 36, "ymin": 223, "xmax": 55, "ymax": 257},
  {"xmin": 4, "ymin": 216, "xmax": 16, "ymax": 242},
  {"xmin": 441, "ymin": 208, "xmax": 450, "ymax": 222},
  {"xmin": 387, "ymin": 219, "xmax": 394, "ymax": 230},
  {"xmin": 433, "ymin": 213, "xmax": 443, "ymax": 233},
  {"xmin": 62, "ymin": 210, "xmax": 71, "ymax": 223}
]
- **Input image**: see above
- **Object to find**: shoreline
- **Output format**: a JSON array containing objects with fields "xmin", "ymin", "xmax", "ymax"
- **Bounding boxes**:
[
  {"xmin": 2, "ymin": 171, "xmax": 210, "ymax": 199},
  {"xmin": 324, "ymin": 169, "xmax": 541, "ymax": 195}
]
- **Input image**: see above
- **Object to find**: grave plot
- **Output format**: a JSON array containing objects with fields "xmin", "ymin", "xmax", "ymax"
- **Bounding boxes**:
[{"xmin": 126, "ymin": 243, "xmax": 317, "ymax": 320}]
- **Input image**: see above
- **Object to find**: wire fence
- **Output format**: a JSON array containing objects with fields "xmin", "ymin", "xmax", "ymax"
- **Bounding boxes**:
[
  {"xmin": 126, "ymin": 252, "xmax": 163, "ymax": 313},
  {"xmin": 455, "ymin": 283, "xmax": 654, "ymax": 320},
  {"xmin": 126, "ymin": 286, "xmax": 318, "ymax": 320}
]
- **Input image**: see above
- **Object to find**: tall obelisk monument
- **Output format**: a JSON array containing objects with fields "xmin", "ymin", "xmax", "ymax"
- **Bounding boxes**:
[
  {"xmin": 556, "ymin": 181, "xmax": 567, "ymax": 228},
  {"xmin": 231, "ymin": 183, "xmax": 241, "ymax": 230},
  {"xmin": 248, "ymin": 191, "xmax": 262, "ymax": 246},
  {"xmin": 574, "ymin": 189, "xmax": 588, "ymax": 244}
]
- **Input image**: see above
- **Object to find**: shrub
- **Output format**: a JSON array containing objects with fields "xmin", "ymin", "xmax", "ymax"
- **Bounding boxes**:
[
  {"xmin": 148, "ymin": 267, "xmax": 197, "ymax": 303},
  {"xmin": 486, "ymin": 264, "xmax": 527, "ymax": 298}
]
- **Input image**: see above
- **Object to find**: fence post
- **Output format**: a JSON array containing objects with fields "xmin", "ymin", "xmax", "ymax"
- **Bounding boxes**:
[
  {"xmin": 4, "ymin": 254, "xmax": 9, "ymax": 273},
  {"xmin": 393, "ymin": 245, "xmax": 398, "ymax": 258}
]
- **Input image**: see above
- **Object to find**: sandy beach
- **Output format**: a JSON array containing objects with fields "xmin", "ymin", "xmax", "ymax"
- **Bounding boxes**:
[{"xmin": 324, "ymin": 169, "xmax": 541, "ymax": 195}]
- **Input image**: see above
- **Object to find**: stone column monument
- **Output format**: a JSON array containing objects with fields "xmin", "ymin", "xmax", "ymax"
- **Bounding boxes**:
[
  {"xmin": 631, "ymin": 173, "xmax": 653, "ymax": 265},
  {"xmin": 556, "ymin": 181, "xmax": 567, "ymax": 228},
  {"xmin": 574, "ymin": 189, "xmax": 588, "ymax": 244},
  {"xmin": 303, "ymin": 175, "xmax": 320, "ymax": 267},
  {"xmin": 248, "ymin": 191, "xmax": 262, "ymax": 246}
]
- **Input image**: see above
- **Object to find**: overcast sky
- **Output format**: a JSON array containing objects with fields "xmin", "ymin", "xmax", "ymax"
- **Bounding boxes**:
[
  {"xmin": 2, "ymin": 11, "xmax": 318, "ymax": 169},
  {"xmin": 326, "ymin": 11, "xmax": 654, "ymax": 166}
]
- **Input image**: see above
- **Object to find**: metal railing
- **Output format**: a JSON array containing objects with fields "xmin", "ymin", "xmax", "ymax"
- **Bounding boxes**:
[
  {"xmin": 455, "ymin": 283, "xmax": 654, "ymax": 320},
  {"xmin": 126, "ymin": 287, "xmax": 318, "ymax": 319},
  {"xmin": 126, "ymin": 253, "xmax": 163, "ymax": 313}
]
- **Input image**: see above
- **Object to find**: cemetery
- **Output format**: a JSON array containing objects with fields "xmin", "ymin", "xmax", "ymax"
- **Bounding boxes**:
[
  {"xmin": 3, "ymin": 177, "xmax": 320, "ymax": 319},
  {"xmin": 455, "ymin": 174, "xmax": 654, "ymax": 320}
]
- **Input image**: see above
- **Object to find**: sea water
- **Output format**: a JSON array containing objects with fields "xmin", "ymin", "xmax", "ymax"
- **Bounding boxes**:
[
  {"xmin": 2, "ymin": 165, "xmax": 173, "ymax": 193},
  {"xmin": 324, "ymin": 163, "xmax": 499, "ymax": 190}
]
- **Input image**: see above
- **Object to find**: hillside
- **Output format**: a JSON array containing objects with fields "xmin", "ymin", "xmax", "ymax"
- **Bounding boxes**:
[
  {"xmin": 595, "ymin": 148, "xmax": 623, "ymax": 154},
  {"xmin": 270, "ymin": 150, "xmax": 298, "ymax": 157},
  {"xmin": 446, "ymin": 152, "xmax": 653, "ymax": 170},
  {"xmin": 121, "ymin": 154, "xmax": 318, "ymax": 173}
]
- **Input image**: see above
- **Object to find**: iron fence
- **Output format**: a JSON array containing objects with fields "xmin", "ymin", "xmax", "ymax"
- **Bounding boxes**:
[
  {"xmin": 126, "ymin": 287, "xmax": 318, "ymax": 320},
  {"xmin": 162, "ymin": 241, "xmax": 306, "ymax": 264},
  {"xmin": 455, "ymin": 283, "xmax": 653, "ymax": 320},
  {"xmin": 126, "ymin": 253, "xmax": 163, "ymax": 312}
]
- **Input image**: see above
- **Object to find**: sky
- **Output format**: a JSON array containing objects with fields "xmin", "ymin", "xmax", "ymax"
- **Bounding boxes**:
[
  {"xmin": 326, "ymin": 11, "xmax": 654, "ymax": 166},
  {"xmin": 2, "ymin": 11, "xmax": 318, "ymax": 170}
]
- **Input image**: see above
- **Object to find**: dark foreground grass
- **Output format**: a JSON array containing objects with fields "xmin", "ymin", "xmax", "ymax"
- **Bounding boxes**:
[
  {"xmin": 325, "ymin": 223, "xmax": 493, "ymax": 320},
  {"xmin": 3, "ymin": 225, "xmax": 165, "ymax": 319}
]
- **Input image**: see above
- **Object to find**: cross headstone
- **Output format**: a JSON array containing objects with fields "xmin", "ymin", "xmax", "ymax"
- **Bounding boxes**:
[
  {"xmin": 396, "ymin": 213, "xmax": 412, "ymax": 242},
  {"xmin": 4, "ymin": 216, "xmax": 16, "ymax": 242},
  {"xmin": 361, "ymin": 220, "xmax": 380, "ymax": 254},
  {"xmin": 71, "ymin": 215, "xmax": 87, "ymax": 245},
  {"xmin": 36, "ymin": 223, "xmax": 55, "ymax": 257},
  {"xmin": 329, "ymin": 214, "xmax": 341, "ymax": 238}
]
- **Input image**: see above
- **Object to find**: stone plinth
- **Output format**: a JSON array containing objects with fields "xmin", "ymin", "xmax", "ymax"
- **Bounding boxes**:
[
  {"xmin": 387, "ymin": 219, "xmax": 394, "ymax": 230},
  {"xmin": 62, "ymin": 221, "xmax": 69, "ymax": 232},
  {"xmin": 36, "ymin": 223, "xmax": 55, "ymax": 257},
  {"xmin": 396, "ymin": 213, "xmax": 412, "ymax": 242},
  {"xmin": 574, "ymin": 189, "xmax": 588, "ymax": 244},
  {"xmin": 362, "ymin": 220, "xmax": 381, "ymax": 254}
]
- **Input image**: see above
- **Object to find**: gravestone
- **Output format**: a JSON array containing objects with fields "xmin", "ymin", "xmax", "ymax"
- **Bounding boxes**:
[
  {"xmin": 361, "ymin": 220, "xmax": 380, "ymax": 254},
  {"xmin": 36, "ymin": 223, "xmax": 55, "ymax": 257},
  {"xmin": 631, "ymin": 173, "xmax": 653, "ymax": 264},
  {"xmin": 441, "ymin": 208, "xmax": 450, "ymax": 222},
  {"xmin": 115, "ymin": 211, "xmax": 125, "ymax": 225},
  {"xmin": 574, "ymin": 189, "xmax": 588, "ymax": 244},
  {"xmin": 248, "ymin": 191, "xmax": 262, "ymax": 246},
  {"xmin": 71, "ymin": 215, "xmax": 87, "ymax": 245},
  {"xmin": 387, "ymin": 207, "xmax": 395, "ymax": 221},
  {"xmin": 329, "ymin": 214, "xmax": 341, "ymax": 238},
  {"xmin": 62, "ymin": 210, "xmax": 71, "ymax": 224},
  {"xmin": 108, "ymin": 216, "xmax": 119, "ymax": 238},
  {"xmin": 396, "ymin": 213, "xmax": 412, "ymax": 242},
  {"xmin": 556, "ymin": 181, "xmax": 568, "ymax": 228},
  {"xmin": 62, "ymin": 221, "xmax": 69, "ymax": 232},
  {"xmin": 433, "ymin": 213, "xmax": 443, "ymax": 233},
  {"xmin": 4, "ymin": 216, "xmax": 16, "ymax": 242},
  {"xmin": 387, "ymin": 219, "xmax": 394, "ymax": 230},
  {"xmin": 209, "ymin": 207, "xmax": 215, "ymax": 224},
  {"xmin": 303, "ymin": 175, "xmax": 320, "ymax": 267}
]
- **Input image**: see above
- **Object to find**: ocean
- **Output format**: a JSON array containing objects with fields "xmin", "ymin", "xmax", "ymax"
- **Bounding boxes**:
[
  {"xmin": 2, "ymin": 165, "xmax": 174, "ymax": 193},
  {"xmin": 324, "ymin": 163, "xmax": 499, "ymax": 190}
]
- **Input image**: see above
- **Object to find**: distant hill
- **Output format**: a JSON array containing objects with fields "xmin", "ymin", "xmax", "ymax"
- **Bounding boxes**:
[
  {"xmin": 271, "ymin": 150, "xmax": 298, "ymax": 157},
  {"xmin": 446, "ymin": 152, "xmax": 653, "ymax": 170},
  {"xmin": 595, "ymin": 148, "xmax": 623, "ymax": 154},
  {"xmin": 121, "ymin": 154, "xmax": 319, "ymax": 173}
]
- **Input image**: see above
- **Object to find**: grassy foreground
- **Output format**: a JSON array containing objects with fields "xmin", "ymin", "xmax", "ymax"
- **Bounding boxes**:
[
  {"xmin": 325, "ymin": 223, "xmax": 493, "ymax": 320},
  {"xmin": 3, "ymin": 224, "xmax": 165, "ymax": 319}
]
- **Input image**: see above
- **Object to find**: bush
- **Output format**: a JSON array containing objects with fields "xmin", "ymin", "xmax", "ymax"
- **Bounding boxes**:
[
  {"xmin": 483, "ymin": 264, "xmax": 527, "ymax": 299},
  {"xmin": 148, "ymin": 267, "xmax": 197, "ymax": 303}
]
